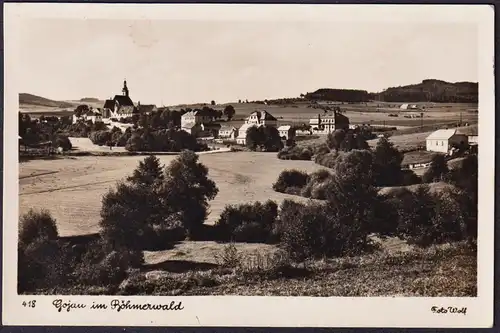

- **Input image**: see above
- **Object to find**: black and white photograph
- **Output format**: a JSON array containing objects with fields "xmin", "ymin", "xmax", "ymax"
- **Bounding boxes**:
[{"xmin": 3, "ymin": 3, "xmax": 494, "ymax": 327}]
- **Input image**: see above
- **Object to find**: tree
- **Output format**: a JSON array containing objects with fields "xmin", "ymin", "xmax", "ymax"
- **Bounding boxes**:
[
  {"xmin": 100, "ymin": 181, "xmax": 159, "ymax": 252},
  {"xmin": 125, "ymin": 133, "xmax": 145, "ymax": 152},
  {"xmin": 326, "ymin": 129, "xmax": 346, "ymax": 151},
  {"xmin": 422, "ymin": 154, "xmax": 449, "ymax": 183},
  {"xmin": 127, "ymin": 155, "xmax": 165, "ymax": 187},
  {"xmin": 211, "ymin": 100, "xmax": 216, "ymax": 106},
  {"xmin": 19, "ymin": 209, "xmax": 59, "ymax": 247},
  {"xmin": 373, "ymin": 137, "xmax": 403, "ymax": 186},
  {"xmin": 158, "ymin": 150, "xmax": 219, "ymax": 237},
  {"xmin": 245, "ymin": 126, "xmax": 262, "ymax": 150},
  {"xmin": 223, "ymin": 105, "xmax": 236, "ymax": 120},
  {"xmin": 74, "ymin": 105, "xmax": 89, "ymax": 118}
]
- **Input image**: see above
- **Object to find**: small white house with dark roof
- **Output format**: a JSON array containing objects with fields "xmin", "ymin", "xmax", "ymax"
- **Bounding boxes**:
[
  {"xmin": 426, "ymin": 129, "xmax": 468, "ymax": 154},
  {"xmin": 219, "ymin": 126, "xmax": 238, "ymax": 140},
  {"xmin": 278, "ymin": 125, "xmax": 296, "ymax": 140}
]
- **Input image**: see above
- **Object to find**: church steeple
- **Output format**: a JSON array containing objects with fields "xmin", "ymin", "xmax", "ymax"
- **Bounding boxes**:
[{"xmin": 122, "ymin": 79, "xmax": 129, "ymax": 97}]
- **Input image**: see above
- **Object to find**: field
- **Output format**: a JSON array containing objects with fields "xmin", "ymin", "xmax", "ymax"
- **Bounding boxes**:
[{"xmin": 19, "ymin": 152, "xmax": 326, "ymax": 237}]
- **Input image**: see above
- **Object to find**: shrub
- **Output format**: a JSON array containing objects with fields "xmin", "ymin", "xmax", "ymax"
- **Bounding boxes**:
[
  {"xmin": 393, "ymin": 185, "xmax": 468, "ymax": 247},
  {"xmin": 272, "ymin": 170, "xmax": 309, "ymax": 193},
  {"xmin": 278, "ymin": 200, "xmax": 373, "ymax": 261},
  {"xmin": 314, "ymin": 150, "xmax": 340, "ymax": 169},
  {"xmin": 213, "ymin": 243, "xmax": 241, "ymax": 268},
  {"xmin": 89, "ymin": 130, "xmax": 112, "ymax": 146},
  {"xmin": 277, "ymin": 146, "xmax": 312, "ymax": 160},
  {"xmin": 19, "ymin": 209, "xmax": 59, "ymax": 247},
  {"xmin": 422, "ymin": 154, "xmax": 449, "ymax": 183},
  {"xmin": 400, "ymin": 169, "xmax": 421, "ymax": 185},
  {"xmin": 300, "ymin": 169, "xmax": 333, "ymax": 199},
  {"xmin": 54, "ymin": 135, "xmax": 72, "ymax": 151},
  {"xmin": 215, "ymin": 200, "xmax": 278, "ymax": 243}
]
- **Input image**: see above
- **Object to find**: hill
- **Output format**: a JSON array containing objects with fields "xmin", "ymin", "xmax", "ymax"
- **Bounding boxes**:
[
  {"xmin": 370, "ymin": 79, "xmax": 478, "ymax": 103},
  {"xmin": 304, "ymin": 88, "xmax": 370, "ymax": 103},
  {"xmin": 19, "ymin": 93, "xmax": 74, "ymax": 108},
  {"xmin": 80, "ymin": 97, "xmax": 100, "ymax": 103}
]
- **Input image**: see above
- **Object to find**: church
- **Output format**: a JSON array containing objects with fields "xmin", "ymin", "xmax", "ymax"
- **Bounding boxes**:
[{"xmin": 101, "ymin": 80, "xmax": 136, "ymax": 119}]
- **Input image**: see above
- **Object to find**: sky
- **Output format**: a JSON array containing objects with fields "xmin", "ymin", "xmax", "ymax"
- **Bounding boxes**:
[{"xmin": 17, "ymin": 19, "xmax": 478, "ymax": 106}]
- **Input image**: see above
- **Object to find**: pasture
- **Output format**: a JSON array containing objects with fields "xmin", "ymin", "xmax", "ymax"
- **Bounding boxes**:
[{"xmin": 19, "ymin": 152, "xmax": 326, "ymax": 237}]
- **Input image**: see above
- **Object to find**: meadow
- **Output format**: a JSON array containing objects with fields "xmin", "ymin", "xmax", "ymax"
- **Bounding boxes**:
[{"xmin": 19, "ymin": 152, "xmax": 326, "ymax": 237}]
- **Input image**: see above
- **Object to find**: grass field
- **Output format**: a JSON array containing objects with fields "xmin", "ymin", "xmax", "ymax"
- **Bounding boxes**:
[{"xmin": 19, "ymin": 152, "xmax": 326, "ymax": 237}]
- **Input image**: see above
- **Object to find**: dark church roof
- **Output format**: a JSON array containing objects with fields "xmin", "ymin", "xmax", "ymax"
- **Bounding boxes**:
[
  {"xmin": 137, "ymin": 104, "xmax": 156, "ymax": 114},
  {"xmin": 113, "ymin": 95, "xmax": 134, "ymax": 107},
  {"xmin": 103, "ymin": 99, "xmax": 115, "ymax": 109}
]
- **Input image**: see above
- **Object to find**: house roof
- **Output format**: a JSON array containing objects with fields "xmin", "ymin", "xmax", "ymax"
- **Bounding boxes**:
[
  {"xmin": 113, "ymin": 95, "xmax": 134, "ymax": 107},
  {"xmin": 103, "ymin": 99, "xmax": 115, "ymax": 109},
  {"xmin": 220, "ymin": 126, "xmax": 237, "ymax": 131},
  {"xmin": 202, "ymin": 123, "xmax": 221, "ymax": 129},
  {"xmin": 456, "ymin": 125, "xmax": 478, "ymax": 136},
  {"xmin": 137, "ymin": 104, "xmax": 156, "ymax": 113},
  {"xmin": 236, "ymin": 123, "xmax": 259, "ymax": 138},
  {"xmin": 426, "ymin": 129, "xmax": 459, "ymax": 140},
  {"xmin": 250, "ymin": 110, "xmax": 277, "ymax": 121},
  {"xmin": 278, "ymin": 125, "xmax": 292, "ymax": 131}
]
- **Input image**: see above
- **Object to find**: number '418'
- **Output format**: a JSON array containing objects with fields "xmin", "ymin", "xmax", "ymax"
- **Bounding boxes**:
[{"xmin": 22, "ymin": 300, "xmax": 36, "ymax": 308}]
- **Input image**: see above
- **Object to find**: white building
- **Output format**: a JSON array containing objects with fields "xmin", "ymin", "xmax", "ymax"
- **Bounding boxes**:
[
  {"xmin": 426, "ymin": 129, "xmax": 468, "ymax": 154},
  {"xmin": 72, "ymin": 109, "xmax": 103, "ymax": 124},
  {"xmin": 219, "ymin": 126, "xmax": 238, "ymax": 140},
  {"xmin": 277, "ymin": 125, "xmax": 296, "ymax": 140},
  {"xmin": 235, "ymin": 110, "xmax": 278, "ymax": 145},
  {"xmin": 309, "ymin": 112, "xmax": 350, "ymax": 135}
]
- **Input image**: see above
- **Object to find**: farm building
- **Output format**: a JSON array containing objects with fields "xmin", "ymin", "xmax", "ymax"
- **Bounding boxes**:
[
  {"xmin": 277, "ymin": 125, "xmax": 296, "ymax": 140},
  {"xmin": 426, "ymin": 129, "xmax": 468, "ymax": 154},
  {"xmin": 400, "ymin": 104, "xmax": 418, "ymax": 110},
  {"xmin": 136, "ymin": 102, "xmax": 157, "ymax": 115},
  {"xmin": 101, "ymin": 80, "xmax": 136, "ymax": 119},
  {"xmin": 309, "ymin": 111, "xmax": 349, "ymax": 135},
  {"xmin": 235, "ymin": 110, "xmax": 278, "ymax": 145},
  {"xmin": 219, "ymin": 126, "xmax": 238, "ymax": 140},
  {"xmin": 180, "ymin": 109, "xmax": 217, "ymax": 136},
  {"xmin": 72, "ymin": 109, "xmax": 103, "ymax": 124}
]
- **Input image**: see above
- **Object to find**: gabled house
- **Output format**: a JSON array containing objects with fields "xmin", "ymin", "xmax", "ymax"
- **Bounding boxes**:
[
  {"xmin": 219, "ymin": 126, "xmax": 238, "ymax": 140},
  {"xmin": 426, "ymin": 129, "xmax": 468, "ymax": 154},
  {"xmin": 309, "ymin": 111, "xmax": 349, "ymax": 134},
  {"xmin": 278, "ymin": 125, "xmax": 296, "ymax": 140},
  {"xmin": 136, "ymin": 102, "xmax": 157, "ymax": 115}
]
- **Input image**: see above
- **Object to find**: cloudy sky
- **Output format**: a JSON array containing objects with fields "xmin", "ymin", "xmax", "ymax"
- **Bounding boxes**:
[{"xmin": 17, "ymin": 18, "xmax": 477, "ymax": 105}]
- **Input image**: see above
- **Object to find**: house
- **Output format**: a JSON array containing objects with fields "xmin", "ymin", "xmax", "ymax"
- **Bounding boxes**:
[
  {"xmin": 72, "ymin": 108, "xmax": 102, "ymax": 124},
  {"xmin": 219, "ymin": 126, "xmax": 238, "ymax": 140},
  {"xmin": 309, "ymin": 111, "xmax": 350, "ymax": 135},
  {"xmin": 456, "ymin": 126, "xmax": 479, "ymax": 146},
  {"xmin": 180, "ymin": 108, "xmax": 217, "ymax": 136},
  {"xmin": 246, "ymin": 110, "xmax": 278, "ymax": 127},
  {"xmin": 136, "ymin": 102, "xmax": 157, "ymax": 115},
  {"xmin": 200, "ymin": 123, "xmax": 221, "ymax": 138},
  {"xmin": 235, "ymin": 110, "xmax": 278, "ymax": 145},
  {"xmin": 425, "ymin": 129, "xmax": 468, "ymax": 154},
  {"xmin": 277, "ymin": 125, "xmax": 296, "ymax": 140},
  {"xmin": 101, "ymin": 80, "xmax": 136, "ymax": 119}
]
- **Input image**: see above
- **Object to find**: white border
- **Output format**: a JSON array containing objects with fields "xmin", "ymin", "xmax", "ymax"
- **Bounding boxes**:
[{"xmin": 3, "ymin": 4, "xmax": 494, "ymax": 327}]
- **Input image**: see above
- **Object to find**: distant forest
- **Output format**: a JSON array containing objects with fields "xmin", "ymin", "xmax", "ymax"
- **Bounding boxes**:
[{"xmin": 305, "ymin": 80, "xmax": 478, "ymax": 103}]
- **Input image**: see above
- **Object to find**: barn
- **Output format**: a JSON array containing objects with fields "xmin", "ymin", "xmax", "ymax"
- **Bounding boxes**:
[{"xmin": 426, "ymin": 129, "xmax": 468, "ymax": 154}]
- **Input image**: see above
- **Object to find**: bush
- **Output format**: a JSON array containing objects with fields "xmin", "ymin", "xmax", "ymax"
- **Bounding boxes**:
[
  {"xmin": 422, "ymin": 154, "xmax": 449, "ymax": 183},
  {"xmin": 314, "ymin": 150, "xmax": 340, "ymax": 169},
  {"xmin": 215, "ymin": 200, "xmax": 278, "ymax": 243},
  {"xmin": 54, "ymin": 135, "xmax": 72, "ymax": 151},
  {"xmin": 277, "ymin": 146, "xmax": 312, "ymax": 160},
  {"xmin": 277, "ymin": 200, "xmax": 373, "ymax": 261},
  {"xmin": 19, "ymin": 209, "xmax": 59, "ymax": 247},
  {"xmin": 89, "ymin": 130, "xmax": 112, "ymax": 146},
  {"xmin": 300, "ymin": 169, "xmax": 333, "ymax": 199},
  {"xmin": 272, "ymin": 170, "xmax": 309, "ymax": 193},
  {"xmin": 393, "ymin": 185, "xmax": 468, "ymax": 247}
]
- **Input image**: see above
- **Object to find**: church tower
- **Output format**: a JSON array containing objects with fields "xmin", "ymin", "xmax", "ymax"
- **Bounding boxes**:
[{"xmin": 122, "ymin": 79, "xmax": 129, "ymax": 97}]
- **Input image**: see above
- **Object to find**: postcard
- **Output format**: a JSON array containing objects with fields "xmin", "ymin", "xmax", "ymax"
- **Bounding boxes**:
[{"xmin": 3, "ymin": 3, "xmax": 494, "ymax": 327}]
